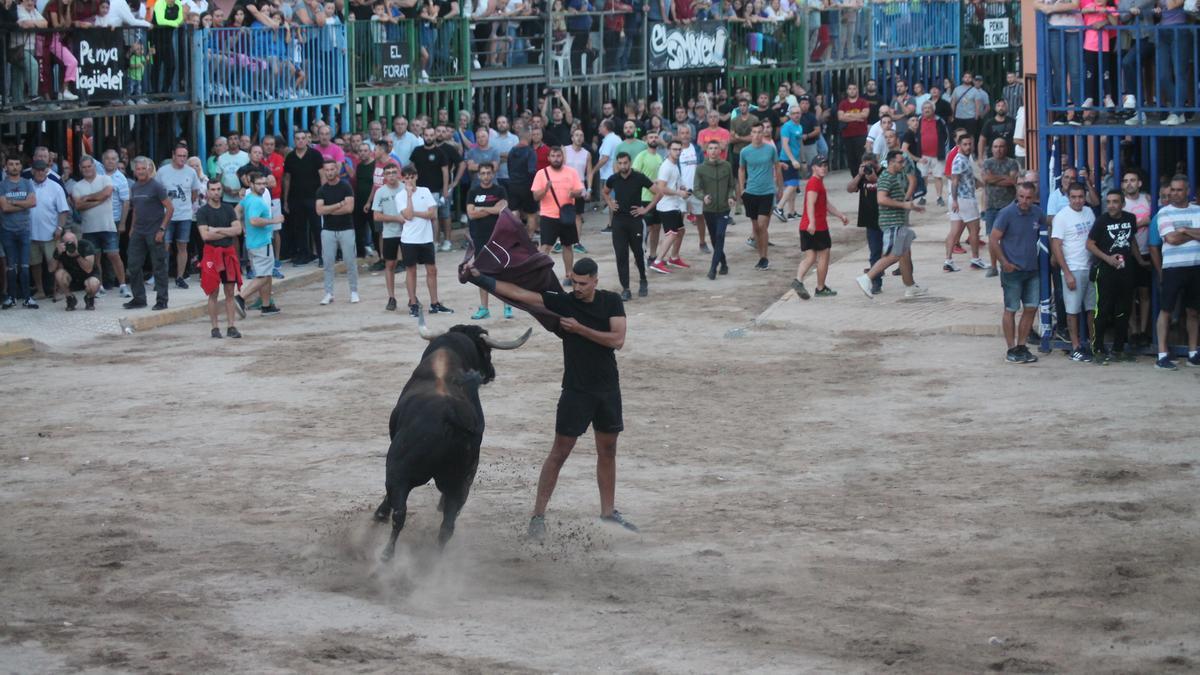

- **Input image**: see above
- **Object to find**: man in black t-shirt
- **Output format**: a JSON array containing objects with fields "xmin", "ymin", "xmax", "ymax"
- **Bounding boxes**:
[
  {"xmin": 196, "ymin": 179, "xmax": 244, "ymax": 338},
  {"xmin": 465, "ymin": 164, "xmax": 509, "ymax": 319},
  {"xmin": 849, "ymin": 153, "xmax": 883, "ymax": 293},
  {"xmin": 410, "ymin": 127, "xmax": 451, "ymax": 248},
  {"xmin": 464, "ymin": 257, "xmax": 636, "ymax": 540},
  {"xmin": 603, "ymin": 152, "xmax": 655, "ymax": 300},
  {"xmin": 1087, "ymin": 190, "xmax": 1143, "ymax": 362},
  {"xmin": 282, "ymin": 131, "xmax": 325, "ymax": 265},
  {"xmin": 52, "ymin": 232, "xmax": 100, "ymax": 311},
  {"xmin": 315, "ymin": 159, "xmax": 359, "ymax": 305},
  {"xmin": 353, "ymin": 142, "xmax": 376, "ymax": 259},
  {"xmin": 436, "ymin": 125, "xmax": 466, "ymax": 251}
]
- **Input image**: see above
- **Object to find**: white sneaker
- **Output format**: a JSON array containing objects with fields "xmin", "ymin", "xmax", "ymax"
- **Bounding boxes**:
[
  {"xmin": 119, "ymin": 284, "xmax": 132, "ymax": 298},
  {"xmin": 365, "ymin": 245, "xmax": 378, "ymax": 258},
  {"xmin": 1103, "ymin": 95, "xmax": 1115, "ymax": 109},
  {"xmin": 60, "ymin": 89, "xmax": 78, "ymax": 101},
  {"xmin": 350, "ymin": 291, "xmax": 360, "ymax": 303},
  {"xmin": 748, "ymin": 56, "xmax": 761, "ymax": 65},
  {"xmin": 439, "ymin": 240, "xmax": 452, "ymax": 252},
  {"xmin": 320, "ymin": 293, "xmax": 334, "ymax": 305},
  {"xmin": 1081, "ymin": 97, "xmax": 1094, "ymax": 109},
  {"xmin": 1125, "ymin": 112, "xmax": 1146, "ymax": 126},
  {"xmin": 855, "ymin": 274, "xmax": 874, "ymax": 299},
  {"xmin": 1122, "ymin": 94, "xmax": 1136, "ymax": 109},
  {"xmin": 904, "ymin": 284, "xmax": 929, "ymax": 298},
  {"xmin": 1161, "ymin": 113, "xmax": 1184, "ymax": 126},
  {"xmin": 969, "ymin": 257, "xmax": 988, "ymax": 270}
]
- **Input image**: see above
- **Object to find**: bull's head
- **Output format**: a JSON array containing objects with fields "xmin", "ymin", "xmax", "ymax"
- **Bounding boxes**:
[{"xmin": 418, "ymin": 310, "xmax": 532, "ymax": 384}]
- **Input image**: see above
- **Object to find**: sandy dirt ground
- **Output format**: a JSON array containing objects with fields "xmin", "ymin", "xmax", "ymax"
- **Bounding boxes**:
[{"xmin": 2, "ymin": 184, "xmax": 1199, "ymax": 673}]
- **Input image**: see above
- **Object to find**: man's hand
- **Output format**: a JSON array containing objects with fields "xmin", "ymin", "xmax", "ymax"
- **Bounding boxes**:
[
  {"xmin": 839, "ymin": 213, "xmax": 849, "ymax": 225},
  {"xmin": 462, "ymin": 261, "xmax": 480, "ymax": 278},
  {"xmin": 56, "ymin": 240, "xmax": 66, "ymax": 254},
  {"xmin": 632, "ymin": 205, "xmax": 647, "ymax": 217},
  {"xmin": 806, "ymin": 223, "xmax": 816, "ymax": 235},
  {"xmin": 910, "ymin": 203, "xmax": 925, "ymax": 213},
  {"xmin": 559, "ymin": 317, "xmax": 582, "ymax": 334},
  {"xmin": 1064, "ymin": 270, "xmax": 1076, "ymax": 291},
  {"xmin": 792, "ymin": 161, "xmax": 801, "ymax": 170},
  {"xmin": 155, "ymin": 229, "xmax": 165, "ymax": 244},
  {"xmin": 727, "ymin": 197, "xmax": 737, "ymax": 208},
  {"xmin": 702, "ymin": 194, "xmax": 712, "ymax": 205},
  {"xmin": 1002, "ymin": 261, "xmax": 1017, "ymax": 273}
]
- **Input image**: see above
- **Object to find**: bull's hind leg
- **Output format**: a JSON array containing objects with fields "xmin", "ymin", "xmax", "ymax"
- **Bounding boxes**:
[
  {"xmin": 373, "ymin": 495, "xmax": 391, "ymax": 522},
  {"xmin": 380, "ymin": 485, "xmax": 412, "ymax": 562},
  {"xmin": 435, "ymin": 479, "xmax": 472, "ymax": 548}
]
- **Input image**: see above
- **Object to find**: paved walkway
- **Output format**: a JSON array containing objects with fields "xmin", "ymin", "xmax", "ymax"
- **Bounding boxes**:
[{"xmin": 756, "ymin": 171, "xmax": 1005, "ymax": 339}]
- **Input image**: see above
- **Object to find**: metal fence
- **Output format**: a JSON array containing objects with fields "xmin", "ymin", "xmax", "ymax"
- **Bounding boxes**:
[{"xmin": 197, "ymin": 24, "xmax": 347, "ymax": 108}]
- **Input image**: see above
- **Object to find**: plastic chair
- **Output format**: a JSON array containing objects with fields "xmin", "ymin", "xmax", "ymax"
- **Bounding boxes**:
[{"xmin": 551, "ymin": 34, "xmax": 573, "ymax": 78}]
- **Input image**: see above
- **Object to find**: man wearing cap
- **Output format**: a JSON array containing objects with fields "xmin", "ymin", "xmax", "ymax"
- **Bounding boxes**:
[
  {"xmin": 28, "ymin": 159, "xmax": 71, "ymax": 302},
  {"xmin": 791, "ymin": 155, "xmax": 849, "ymax": 299},
  {"xmin": 855, "ymin": 150, "xmax": 928, "ymax": 299},
  {"xmin": 463, "ymin": 257, "xmax": 637, "ymax": 541}
]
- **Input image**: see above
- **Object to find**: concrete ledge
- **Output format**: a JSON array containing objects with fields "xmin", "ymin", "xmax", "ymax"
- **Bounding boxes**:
[
  {"xmin": 0, "ymin": 333, "xmax": 37, "ymax": 357},
  {"xmin": 119, "ymin": 266, "xmax": 327, "ymax": 334}
]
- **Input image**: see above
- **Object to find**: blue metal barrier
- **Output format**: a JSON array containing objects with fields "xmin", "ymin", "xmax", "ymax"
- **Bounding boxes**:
[{"xmin": 872, "ymin": 0, "xmax": 959, "ymax": 55}]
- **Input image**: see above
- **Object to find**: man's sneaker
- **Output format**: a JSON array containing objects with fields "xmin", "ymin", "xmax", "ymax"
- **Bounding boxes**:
[
  {"xmin": 84, "ymin": 295, "xmax": 95, "ymax": 310},
  {"xmin": 814, "ymin": 286, "xmax": 838, "ymax": 297},
  {"xmin": 699, "ymin": 243, "xmax": 712, "ymax": 253},
  {"xmin": 316, "ymin": 257, "xmax": 324, "ymax": 269},
  {"xmin": 527, "ymin": 515, "xmax": 546, "ymax": 542},
  {"xmin": 788, "ymin": 212, "xmax": 801, "ymax": 220},
  {"xmin": 944, "ymin": 260, "xmax": 961, "ymax": 272},
  {"xmin": 471, "ymin": 306, "xmax": 490, "ymax": 320},
  {"xmin": 350, "ymin": 292, "xmax": 361, "ymax": 303},
  {"xmin": 369, "ymin": 260, "xmax": 386, "ymax": 272},
  {"xmin": 211, "ymin": 327, "xmax": 223, "ymax": 339},
  {"xmin": 365, "ymin": 245, "xmax": 378, "ymax": 258},
  {"xmin": 1019, "ymin": 346, "xmax": 1039, "ymax": 363},
  {"xmin": 1006, "ymin": 347, "xmax": 1024, "ymax": 363},
  {"xmin": 600, "ymin": 509, "xmax": 639, "ymax": 532},
  {"xmin": 791, "ymin": 279, "xmax": 811, "ymax": 299},
  {"xmin": 1161, "ymin": 113, "xmax": 1184, "ymax": 126},
  {"xmin": 952, "ymin": 244, "xmax": 966, "ymax": 254},
  {"xmin": 233, "ymin": 294, "xmax": 247, "ymax": 318},
  {"xmin": 772, "ymin": 206, "xmax": 788, "ymax": 222},
  {"xmin": 320, "ymin": 293, "xmax": 334, "ymax": 305},
  {"xmin": 855, "ymin": 274, "xmax": 874, "ymax": 298},
  {"xmin": 621, "ymin": 288, "xmax": 633, "ymax": 300},
  {"xmin": 552, "ymin": 242, "xmax": 563, "ymax": 254},
  {"xmin": 650, "ymin": 260, "xmax": 672, "ymax": 274},
  {"xmin": 667, "ymin": 257, "xmax": 690, "ymax": 269},
  {"xmin": 903, "ymin": 284, "xmax": 928, "ymax": 298},
  {"xmin": 754, "ymin": 258, "xmax": 769, "ymax": 271},
  {"xmin": 175, "ymin": 277, "xmax": 188, "ymax": 289},
  {"xmin": 152, "ymin": 301, "xmax": 168, "ymax": 311},
  {"xmin": 572, "ymin": 243, "xmax": 587, "ymax": 254},
  {"xmin": 937, "ymin": 197, "xmax": 946, "ymax": 207},
  {"xmin": 272, "ymin": 267, "xmax": 285, "ymax": 280},
  {"xmin": 503, "ymin": 305, "xmax": 513, "ymax": 319},
  {"xmin": 123, "ymin": 299, "xmax": 146, "ymax": 309},
  {"xmin": 719, "ymin": 263, "xmax": 729, "ymax": 275},
  {"xmin": 917, "ymin": 197, "xmax": 927, "ymax": 206},
  {"xmin": 261, "ymin": 304, "xmax": 281, "ymax": 316},
  {"xmin": 1187, "ymin": 353, "xmax": 1200, "ymax": 367},
  {"xmin": 227, "ymin": 326, "xmax": 242, "ymax": 338},
  {"xmin": 1156, "ymin": 356, "xmax": 1178, "ymax": 370},
  {"xmin": 440, "ymin": 240, "xmax": 453, "ymax": 252},
  {"xmin": 65, "ymin": 294, "xmax": 78, "ymax": 311},
  {"xmin": 969, "ymin": 257, "xmax": 988, "ymax": 270},
  {"xmin": 117, "ymin": 284, "xmax": 131, "ymax": 298},
  {"xmin": 1094, "ymin": 349, "xmax": 1112, "ymax": 365},
  {"xmin": 22, "ymin": 296, "xmax": 39, "ymax": 309},
  {"xmin": 600, "ymin": 226, "xmax": 612, "ymax": 233},
  {"xmin": 386, "ymin": 297, "xmax": 397, "ymax": 311},
  {"xmin": 409, "ymin": 303, "xmax": 421, "ymax": 317},
  {"xmin": 3, "ymin": 295, "xmax": 17, "ymax": 309},
  {"xmin": 706, "ymin": 269, "xmax": 717, "ymax": 280},
  {"xmin": 745, "ymin": 237, "xmax": 756, "ymax": 249},
  {"xmin": 1069, "ymin": 348, "xmax": 1091, "ymax": 362},
  {"xmin": 1122, "ymin": 94, "xmax": 1136, "ymax": 109},
  {"xmin": 638, "ymin": 279, "xmax": 648, "ymax": 297}
]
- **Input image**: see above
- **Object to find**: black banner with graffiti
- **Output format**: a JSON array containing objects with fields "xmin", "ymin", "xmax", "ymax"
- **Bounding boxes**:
[
  {"xmin": 76, "ymin": 30, "xmax": 126, "ymax": 100},
  {"xmin": 649, "ymin": 21, "xmax": 728, "ymax": 72}
]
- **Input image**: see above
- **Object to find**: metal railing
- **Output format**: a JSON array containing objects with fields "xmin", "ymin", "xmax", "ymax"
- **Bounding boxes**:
[
  {"xmin": 467, "ymin": 15, "xmax": 547, "ymax": 75},
  {"xmin": 197, "ymin": 24, "xmax": 347, "ymax": 108},
  {"xmin": 808, "ymin": 5, "xmax": 870, "ymax": 64},
  {"xmin": 725, "ymin": 16, "xmax": 805, "ymax": 69},
  {"xmin": 872, "ymin": 0, "xmax": 960, "ymax": 54},
  {"xmin": 1038, "ymin": 15, "xmax": 1200, "ymax": 120},
  {"xmin": 1, "ymin": 26, "xmax": 193, "ymax": 110},
  {"xmin": 546, "ymin": 9, "xmax": 647, "ymax": 81},
  {"xmin": 347, "ymin": 18, "xmax": 469, "ymax": 88}
]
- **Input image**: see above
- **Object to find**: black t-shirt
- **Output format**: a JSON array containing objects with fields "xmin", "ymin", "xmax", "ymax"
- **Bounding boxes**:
[
  {"xmin": 283, "ymin": 149, "xmax": 324, "ymax": 200},
  {"xmin": 466, "ymin": 182, "xmax": 507, "ymax": 233},
  {"xmin": 355, "ymin": 159, "xmax": 375, "ymax": 205},
  {"xmin": 1089, "ymin": 211, "xmax": 1136, "ymax": 258},
  {"xmin": 605, "ymin": 171, "xmax": 653, "ymax": 215},
  {"xmin": 411, "ymin": 143, "xmax": 449, "ymax": 193},
  {"xmin": 440, "ymin": 142, "xmax": 463, "ymax": 182},
  {"xmin": 800, "ymin": 112, "xmax": 819, "ymax": 146},
  {"xmin": 755, "ymin": 106, "xmax": 781, "ymax": 131},
  {"xmin": 54, "ymin": 238, "xmax": 98, "ymax": 276},
  {"xmin": 934, "ymin": 98, "xmax": 953, "ymax": 123},
  {"xmin": 236, "ymin": 161, "xmax": 269, "ymax": 186},
  {"xmin": 195, "ymin": 202, "xmax": 237, "ymax": 247},
  {"xmin": 545, "ymin": 121, "xmax": 572, "ymax": 148},
  {"xmin": 863, "ymin": 93, "xmax": 882, "ymax": 124},
  {"xmin": 855, "ymin": 170, "xmax": 879, "ymax": 230},
  {"xmin": 980, "ymin": 115, "xmax": 1017, "ymax": 156},
  {"xmin": 316, "ymin": 180, "xmax": 355, "ymax": 231},
  {"xmin": 542, "ymin": 289, "xmax": 625, "ymax": 392}
]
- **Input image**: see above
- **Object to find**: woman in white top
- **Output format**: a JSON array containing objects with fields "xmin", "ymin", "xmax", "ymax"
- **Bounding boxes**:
[{"xmin": 562, "ymin": 128, "xmax": 592, "ymax": 230}]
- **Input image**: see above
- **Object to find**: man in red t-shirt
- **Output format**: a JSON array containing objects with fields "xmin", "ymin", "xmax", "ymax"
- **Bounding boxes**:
[
  {"xmin": 261, "ymin": 134, "xmax": 287, "ymax": 275},
  {"xmin": 531, "ymin": 127, "xmax": 552, "ymax": 171},
  {"xmin": 837, "ymin": 83, "xmax": 871, "ymax": 171},
  {"xmin": 791, "ymin": 156, "xmax": 849, "ymax": 299}
]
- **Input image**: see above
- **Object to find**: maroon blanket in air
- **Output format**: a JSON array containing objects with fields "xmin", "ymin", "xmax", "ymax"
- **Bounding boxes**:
[{"xmin": 458, "ymin": 209, "xmax": 564, "ymax": 334}]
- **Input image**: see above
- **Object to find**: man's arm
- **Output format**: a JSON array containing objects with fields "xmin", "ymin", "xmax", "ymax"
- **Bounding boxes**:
[
  {"xmin": 75, "ymin": 185, "xmax": 114, "ymax": 209},
  {"xmin": 281, "ymin": 172, "xmax": 291, "ymax": 205},
  {"xmin": 440, "ymin": 165, "xmax": 451, "ymax": 197},
  {"xmin": 988, "ymin": 219, "xmax": 1013, "ymax": 271}
]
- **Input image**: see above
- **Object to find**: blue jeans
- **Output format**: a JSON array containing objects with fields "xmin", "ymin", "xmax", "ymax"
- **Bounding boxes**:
[
  {"xmin": 0, "ymin": 227, "xmax": 31, "ymax": 299},
  {"xmin": 866, "ymin": 227, "xmax": 883, "ymax": 291},
  {"xmin": 1156, "ymin": 28, "xmax": 1194, "ymax": 109},
  {"xmin": 1050, "ymin": 30, "xmax": 1084, "ymax": 107},
  {"xmin": 1119, "ymin": 35, "xmax": 1154, "ymax": 102},
  {"xmin": 703, "ymin": 212, "xmax": 730, "ymax": 274}
]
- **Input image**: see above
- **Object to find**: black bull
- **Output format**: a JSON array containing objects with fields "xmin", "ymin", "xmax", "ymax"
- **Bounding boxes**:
[{"xmin": 374, "ymin": 319, "xmax": 532, "ymax": 560}]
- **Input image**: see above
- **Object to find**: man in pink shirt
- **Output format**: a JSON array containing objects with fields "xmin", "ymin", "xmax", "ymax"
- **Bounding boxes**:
[
  {"xmin": 532, "ymin": 146, "xmax": 586, "ymax": 284},
  {"xmin": 697, "ymin": 110, "xmax": 732, "ymax": 161},
  {"xmin": 314, "ymin": 125, "xmax": 347, "ymax": 174}
]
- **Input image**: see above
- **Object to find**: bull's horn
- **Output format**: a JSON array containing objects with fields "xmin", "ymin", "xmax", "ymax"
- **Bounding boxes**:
[
  {"xmin": 416, "ymin": 308, "xmax": 444, "ymax": 341},
  {"xmin": 482, "ymin": 327, "xmax": 533, "ymax": 350}
]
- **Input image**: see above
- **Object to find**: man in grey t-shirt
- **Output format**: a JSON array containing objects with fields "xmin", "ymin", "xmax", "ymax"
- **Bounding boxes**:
[
  {"xmin": 156, "ymin": 144, "xmax": 205, "ymax": 289},
  {"xmin": 124, "ymin": 157, "xmax": 175, "ymax": 310},
  {"xmin": 464, "ymin": 128, "xmax": 500, "ymax": 189},
  {"xmin": 950, "ymin": 71, "xmax": 987, "ymax": 139},
  {"xmin": 1, "ymin": 157, "xmax": 37, "ymax": 307}
]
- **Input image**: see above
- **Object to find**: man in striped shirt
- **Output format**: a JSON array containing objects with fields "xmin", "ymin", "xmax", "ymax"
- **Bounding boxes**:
[
  {"xmin": 1153, "ymin": 175, "xmax": 1200, "ymax": 370},
  {"xmin": 856, "ymin": 150, "xmax": 927, "ymax": 298}
]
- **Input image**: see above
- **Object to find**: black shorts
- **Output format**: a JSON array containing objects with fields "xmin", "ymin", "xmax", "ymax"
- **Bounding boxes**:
[
  {"xmin": 66, "ymin": 272, "xmax": 99, "ymax": 292},
  {"xmin": 508, "ymin": 181, "xmax": 538, "ymax": 214},
  {"xmin": 742, "ymin": 192, "xmax": 774, "ymax": 220},
  {"xmin": 401, "ymin": 242, "xmax": 437, "ymax": 267},
  {"xmin": 574, "ymin": 196, "xmax": 587, "ymax": 217},
  {"xmin": 1159, "ymin": 265, "xmax": 1200, "ymax": 312},
  {"xmin": 800, "ymin": 229, "xmax": 832, "ymax": 251},
  {"xmin": 382, "ymin": 237, "xmax": 403, "ymax": 261},
  {"xmin": 540, "ymin": 217, "xmax": 579, "ymax": 246},
  {"xmin": 468, "ymin": 223, "xmax": 495, "ymax": 248},
  {"xmin": 1133, "ymin": 259, "xmax": 1152, "ymax": 288},
  {"xmin": 659, "ymin": 210, "xmax": 684, "ymax": 233},
  {"xmin": 555, "ymin": 388, "xmax": 623, "ymax": 437},
  {"xmin": 640, "ymin": 201, "xmax": 660, "ymax": 226}
]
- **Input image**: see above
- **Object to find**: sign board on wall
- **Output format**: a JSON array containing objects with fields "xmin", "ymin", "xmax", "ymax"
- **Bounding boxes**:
[
  {"xmin": 649, "ymin": 22, "xmax": 728, "ymax": 72},
  {"xmin": 983, "ymin": 18, "xmax": 1009, "ymax": 49},
  {"xmin": 381, "ymin": 42, "xmax": 411, "ymax": 82},
  {"xmin": 76, "ymin": 31, "xmax": 126, "ymax": 100}
]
